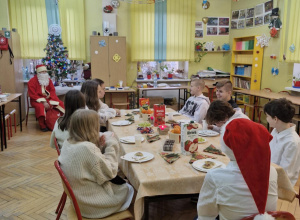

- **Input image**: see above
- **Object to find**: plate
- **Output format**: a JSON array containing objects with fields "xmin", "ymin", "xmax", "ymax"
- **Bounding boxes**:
[
  {"xmin": 119, "ymin": 136, "xmax": 145, "ymax": 144},
  {"xmin": 120, "ymin": 151, "xmax": 154, "ymax": 163},
  {"xmin": 178, "ymin": 119, "xmax": 191, "ymax": 124},
  {"xmin": 165, "ymin": 112, "xmax": 181, "ymax": 116},
  {"xmin": 111, "ymin": 120, "xmax": 132, "ymax": 126},
  {"xmin": 192, "ymin": 159, "xmax": 225, "ymax": 173},
  {"xmin": 198, "ymin": 130, "xmax": 219, "ymax": 137},
  {"xmin": 198, "ymin": 137, "xmax": 207, "ymax": 144}
]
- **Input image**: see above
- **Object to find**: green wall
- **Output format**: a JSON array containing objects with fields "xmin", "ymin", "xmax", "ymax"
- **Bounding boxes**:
[
  {"xmin": 0, "ymin": 0, "xmax": 10, "ymax": 30},
  {"xmin": 230, "ymin": 0, "xmax": 293, "ymax": 92}
]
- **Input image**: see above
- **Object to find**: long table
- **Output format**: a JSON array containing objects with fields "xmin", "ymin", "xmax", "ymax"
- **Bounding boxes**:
[
  {"xmin": 0, "ymin": 93, "xmax": 23, "ymax": 151},
  {"xmin": 108, "ymin": 109, "xmax": 296, "ymax": 220}
]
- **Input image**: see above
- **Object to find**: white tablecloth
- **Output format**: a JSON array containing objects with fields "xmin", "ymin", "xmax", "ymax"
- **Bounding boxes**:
[{"xmin": 55, "ymin": 86, "xmax": 81, "ymax": 96}]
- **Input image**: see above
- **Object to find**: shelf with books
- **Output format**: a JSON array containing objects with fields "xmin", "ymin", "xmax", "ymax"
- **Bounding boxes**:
[{"xmin": 230, "ymin": 35, "xmax": 263, "ymax": 90}]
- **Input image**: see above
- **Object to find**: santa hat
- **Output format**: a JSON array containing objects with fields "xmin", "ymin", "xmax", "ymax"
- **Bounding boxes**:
[
  {"xmin": 36, "ymin": 64, "xmax": 47, "ymax": 73},
  {"xmin": 223, "ymin": 119, "xmax": 274, "ymax": 219}
]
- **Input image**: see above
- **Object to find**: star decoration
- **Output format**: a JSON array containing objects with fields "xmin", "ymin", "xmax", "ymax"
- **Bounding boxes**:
[
  {"xmin": 99, "ymin": 40, "xmax": 106, "ymax": 47},
  {"xmin": 113, "ymin": 54, "xmax": 121, "ymax": 62},
  {"xmin": 289, "ymin": 44, "xmax": 295, "ymax": 53},
  {"xmin": 256, "ymin": 34, "xmax": 271, "ymax": 48},
  {"xmin": 0, "ymin": 38, "xmax": 5, "ymax": 43}
]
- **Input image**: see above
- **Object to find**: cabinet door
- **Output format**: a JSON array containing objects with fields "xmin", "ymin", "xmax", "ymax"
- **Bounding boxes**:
[
  {"xmin": 90, "ymin": 36, "xmax": 109, "ymax": 84},
  {"xmin": 108, "ymin": 37, "xmax": 127, "ymax": 87}
]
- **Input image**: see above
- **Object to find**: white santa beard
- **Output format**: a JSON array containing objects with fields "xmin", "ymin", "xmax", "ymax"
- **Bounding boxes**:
[{"xmin": 37, "ymin": 73, "xmax": 50, "ymax": 86}]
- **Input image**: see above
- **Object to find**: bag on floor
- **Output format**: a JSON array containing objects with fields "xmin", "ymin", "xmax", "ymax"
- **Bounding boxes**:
[{"xmin": 45, "ymin": 108, "xmax": 63, "ymax": 131}]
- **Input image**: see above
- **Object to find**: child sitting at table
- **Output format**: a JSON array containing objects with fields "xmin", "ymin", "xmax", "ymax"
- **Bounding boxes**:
[
  {"xmin": 81, "ymin": 80, "xmax": 116, "ymax": 126},
  {"xmin": 93, "ymin": 78, "xmax": 120, "ymax": 131},
  {"xmin": 59, "ymin": 109, "xmax": 134, "ymax": 218},
  {"xmin": 197, "ymin": 118, "xmax": 278, "ymax": 220},
  {"xmin": 264, "ymin": 98, "xmax": 300, "ymax": 186},
  {"xmin": 179, "ymin": 78, "xmax": 210, "ymax": 124},
  {"xmin": 50, "ymin": 90, "xmax": 86, "ymax": 150}
]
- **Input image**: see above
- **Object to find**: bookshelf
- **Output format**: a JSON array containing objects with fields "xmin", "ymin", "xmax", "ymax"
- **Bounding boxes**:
[{"xmin": 230, "ymin": 36, "xmax": 263, "ymax": 91}]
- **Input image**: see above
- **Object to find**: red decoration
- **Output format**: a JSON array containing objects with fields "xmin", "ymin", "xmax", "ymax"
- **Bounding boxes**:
[
  {"xmin": 103, "ymin": 5, "xmax": 113, "ymax": 13},
  {"xmin": 270, "ymin": 27, "xmax": 279, "ymax": 38}
]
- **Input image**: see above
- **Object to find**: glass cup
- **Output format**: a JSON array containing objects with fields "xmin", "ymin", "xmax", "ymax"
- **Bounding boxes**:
[
  {"xmin": 202, "ymin": 120, "xmax": 208, "ymax": 130},
  {"xmin": 134, "ymin": 134, "xmax": 142, "ymax": 147},
  {"xmin": 120, "ymin": 110, "xmax": 126, "ymax": 116},
  {"xmin": 134, "ymin": 114, "xmax": 140, "ymax": 122},
  {"xmin": 167, "ymin": 112, "xmax": 174, "ymax": 121}
]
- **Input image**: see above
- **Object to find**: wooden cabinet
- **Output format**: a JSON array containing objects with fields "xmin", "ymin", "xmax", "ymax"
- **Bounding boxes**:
[
  {"xmin": 0, "ymin": 31, "xmax": 25, "ymax": 124},
  {"xmin": 230, "ymin": 36, "xmax": 263, "ymax": 91},
  {"xmin": 90, "ymin": 36, "xmax": 127, "ymax": 87}
]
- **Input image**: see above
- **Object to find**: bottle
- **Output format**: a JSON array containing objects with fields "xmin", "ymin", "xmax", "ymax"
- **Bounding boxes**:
[{"xmin": 153, "ymin": 74, "xmax": 158, "ymax": 88}]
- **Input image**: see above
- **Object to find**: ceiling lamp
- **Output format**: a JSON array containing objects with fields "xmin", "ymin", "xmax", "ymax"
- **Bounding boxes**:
[{"xmin": 120, "ymin": 0, "xmax": 165, "ymax": 4}]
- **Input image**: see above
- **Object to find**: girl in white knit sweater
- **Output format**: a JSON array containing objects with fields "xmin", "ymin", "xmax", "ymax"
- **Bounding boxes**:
[{"xmin": 59, "ymin": 109, "xmax": 134, "ymax": 218}]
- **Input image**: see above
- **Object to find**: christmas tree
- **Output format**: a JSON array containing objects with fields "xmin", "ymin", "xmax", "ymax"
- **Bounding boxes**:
[{"xmin": 42, "ymin": 34, "xmax": 77, "ymax": 80}]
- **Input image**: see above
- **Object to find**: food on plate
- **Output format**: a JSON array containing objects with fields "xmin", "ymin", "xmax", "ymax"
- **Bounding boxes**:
[
  {"xmin": 187, "ymin": 122, "xmax": 199, "ymax": 130},
  {"xmin": 198, "ymin": 137, "xmax": 206, "ymax": 142},
  {"xmin": 138, "ymin": 121, "xmax": 152, "ymax": 127},
  {"xmin": 202, "ymin": 161, "xmax": 215, "ymax": 169},
  {"xmin": 203, "ymin": 145, "xmax": 226, "ymax": 156},
  {"xmin": 135, "ymin": 152, "xmax": 143, "ymax": 157},
  {"xmin": 184, "ymin": 138, "xmax": 199, "ymax": 153},
  {"xmin": 170, "ymin": 125, "xmax": 181, "ymax": 134}
]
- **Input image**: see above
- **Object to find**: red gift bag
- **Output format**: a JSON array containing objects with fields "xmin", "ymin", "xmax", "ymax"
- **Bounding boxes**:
[{"xmin": 45, "ymin": 108, "xmax": 63, "ymax": 131}]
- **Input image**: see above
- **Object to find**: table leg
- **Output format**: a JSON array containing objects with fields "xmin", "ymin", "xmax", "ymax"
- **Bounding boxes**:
[
  {"xmin": 132, "ymin": 92, "xmax": 136, "ymax": 109},
  {"xmin": 19, "ymin": 96, "xmax": 22, "ymax": 132},
  {"xmin": 2, "ymin": 105, "xmax": 7, "ymax": 149},
  {"xmin": 0, "ymin": 106, "xmax": 3, "ymax": 151},
  {"xmin": 137, "ymin": 89, "xmax": 139, "ymax": 107},
  {"xmin": 178, "ymin": 89, "xmax": 180, "ymax": 111},
  {"xmin": 143, "ymin": 197, "xmax": 150, "ymax": 220}
]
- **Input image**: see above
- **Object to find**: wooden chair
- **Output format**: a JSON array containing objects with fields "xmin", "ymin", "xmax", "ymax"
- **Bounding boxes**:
[
  {"xmin": 203, "ymin": 85, "xmax": 216, "ymax": 103},
  {"xmin": 26, "ymin": 92, "xmax": 35, "ymax": 125},
  {"xmin": 9, "ymin": 109, "xmax": 16, "ymax": 137},
  {"xmin": 54, "ymin": 160, "xmax": 133, "ymax": 220},
  {"xmin": 241, "ymin": 211, "xmax": 295, "ymax": 220},
  {"xmin": 244, "ymin": 88, "xmax": 272, "ymax": 122},
  {"xmin": 1, "ymin": 114, "xmax": 11, "ymax": 141}
]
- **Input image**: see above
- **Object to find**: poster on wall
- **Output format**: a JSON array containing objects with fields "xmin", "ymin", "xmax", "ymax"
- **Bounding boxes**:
[
  {"xmin": 246, "ymin": 8, "xmax": 255, "ymax": 18},
  {"xmin": 238, "ymin": 20, "xmax": 245, "ymax": 29},
  {"xmin": 264, "ymin": 13, "xmax": 271, "ymax": 24},
  {"xmin": 231, "ymin": 20, "xmax": 238, "ymax": 29},
  {"xmin": 207, "ymin": 27, "xmax": 218, "ymax": 35},
  {"xmin": 207, "ymin": 17, "xmax": 218, "ymax": 26},
  {"xmin": 232, "ymin": 10, "xmax": 239, "ymax": 20},
  {"xmin": 239, "ymin": 9, "xmax": 246, "ymax": 19},
  {"xmin": 255, "ymin": 4, "xmax": 264, "ymax": 16},
  {"xmin": 219, "ymin": 18, "xmax": 230, "ymax": 26},
  {"xmin": 255, "ymin": 15, "xmax": 264, "ymax": 26},
  {"xmin": 264, "ymin": 0, "xmax": 273, "ymax": 13},
  {"xmin": 195, "ymin": 21, "xmax": 204, "ymax": 38},
  {"xmin": 246, "ymin": 18, "xmax": 254, "ymax": 28},
  {"xmin": 219, "ymin": 27, "xmax": 229, "ymax": 35}
]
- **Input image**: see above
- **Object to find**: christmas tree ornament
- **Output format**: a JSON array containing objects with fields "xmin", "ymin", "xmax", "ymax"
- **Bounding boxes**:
[
  {"xmin": 289, "ymin": 44, "xmax": 295, "ymax": 53},
  {"xmin": 202, "ymin": 17, "xmax": 208, "ymax": 24},
  {"xmin": 111, "ymin": 0, "xmax": 120, "ymax": 8}
]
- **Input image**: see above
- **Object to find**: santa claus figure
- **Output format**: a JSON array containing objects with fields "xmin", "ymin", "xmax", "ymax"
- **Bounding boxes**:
[{"xmin": 28, "ymin": 64, "xmax": 65, "ymax": 131}]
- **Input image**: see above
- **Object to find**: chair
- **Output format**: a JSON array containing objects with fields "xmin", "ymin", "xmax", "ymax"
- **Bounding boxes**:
[
  {"xmin": 9, "ymin": 109, "xmax": 16, "ymax": 137},
  {"xmin": 54, "ymin": 160, "xmax": 133, "ymax": 220},
  {"xmin": 1, "ymin": 114, "xmax": 11, "ymax": 140},
  {"xmin": 243, "ymin": 88, "xmax": 272, "ymax": 122},
  {"xmin": 203, "ymin": 85, "xmax": 216, "ymax": 102},
  {"xmin": 241, "ymin": 211, "xmax": 295, "ymax": 220},
  {"xmin": 26, "ymin": 92, "xmax": 35, "ymax": 126},
  {"xmin": 111, "ymin": 94, "xmax": 130, "ymax": 110},
  {"xmin": 54, "ymin": 138, "xmax": 61, "ymax": 156}
]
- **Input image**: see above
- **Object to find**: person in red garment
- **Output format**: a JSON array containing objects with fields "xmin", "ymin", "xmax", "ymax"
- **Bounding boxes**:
[{"xmin": 28, "ymin": 64, "xmax": 65, "ymax": 131}]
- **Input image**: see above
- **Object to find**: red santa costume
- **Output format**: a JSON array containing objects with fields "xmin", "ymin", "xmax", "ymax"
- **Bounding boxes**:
[{"xmin": 28, "ymin": 64, "xmax": 65, "ymax": 131}]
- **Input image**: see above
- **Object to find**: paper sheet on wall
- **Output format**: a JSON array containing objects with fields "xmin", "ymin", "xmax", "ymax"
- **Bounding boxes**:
[{"xmin": 293, "ymin": 63, "xmax": 300, "ymax": 79}]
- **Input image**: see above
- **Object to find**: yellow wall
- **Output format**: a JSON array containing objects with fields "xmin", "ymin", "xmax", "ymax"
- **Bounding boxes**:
[
  {"xmin": 189, "ymin": 0, "xmax": 232, "ymax": 78},
  {"xmin": 84, "ymin": 0, "xmax": 102, "ymax": 62},
  {"xmin": 230, "ymin": 0, "xmax": 293, "ymax": 92},
  {"xmin": 0, "ymin": 0, "xmax": 10, "ymax": 29}
]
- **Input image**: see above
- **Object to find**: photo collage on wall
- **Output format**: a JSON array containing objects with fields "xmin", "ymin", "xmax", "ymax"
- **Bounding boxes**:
[
  {"xmin": 231, "ymin": 0, "xmax": 273, "ymax": 29},
  {"xmin": 207, "ymin": 17, "xmax": 230, "ymax": 36},
  {"xmin": 195, "ymin": 21, "xmax": 204, "ymax": 39}
]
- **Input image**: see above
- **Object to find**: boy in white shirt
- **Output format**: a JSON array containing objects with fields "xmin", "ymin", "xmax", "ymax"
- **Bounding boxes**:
[
  {"xmin": 179, "ymin": 79, "xmax": 210, "ymax": 124},
  {"xmin": 264, "ymin": 98, "xmax": 300, "ymax": 186}
]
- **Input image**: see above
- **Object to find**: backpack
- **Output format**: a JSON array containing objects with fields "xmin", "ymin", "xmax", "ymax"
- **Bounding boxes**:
[{"xmin": 0, "ymin": 34, "xmax": 14, "ymax": 64}]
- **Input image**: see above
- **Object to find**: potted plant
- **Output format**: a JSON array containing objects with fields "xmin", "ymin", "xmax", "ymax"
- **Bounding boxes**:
[
  {"xmin": 153, "ymin": 70, "xmax": 159, "ymax": 79},
  {"xmin": 293, "ymin": 76, "xmax": 300, "ymax": 88},
  {"xmin": 194, "ymin": 42, "xmax": 207, "ymax": 63},
  {"xmin": 147, "ymin": 71, "xmax": 152, "ymax": 79},
  {"xmin": 168, "ymin": 68, "xmax": 174, "ymax": 79}
]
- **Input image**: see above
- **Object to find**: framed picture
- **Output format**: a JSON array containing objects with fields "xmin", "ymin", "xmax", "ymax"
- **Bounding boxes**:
[
  {"xmin": 207, "ymin": 27, "xmax": 218, "ymax": 35},
  {"xmin": 246, "ymin": 18, "xmax": 254, "ymax": 28},
  {"xmin": 255, "ymin": 16, "xmax": 264, "ymax": 26},
  {"xmin": 195, "ymin": 21, "xmax": 203, "ymax": 29},
  {"xmin": 219, "ymin": 18, "xmax": 229, "ymax": 26},
  {"xmin": 195, "ymin": 29, "xmax": 203, "ymax": 38},
  {"xmin": 246, "ymin": 8, "xmax": 254, "ymax": 18},
  {"xmin": 218, "ymin": 27, "xmax": 229, "ymax": 35},
  {"xmin": 238, "ymin": 20, "xmax": 245, "ymax": 29},
  {"xmin": 231, "ymin": 20, "xmax": 238, "ymax": 29},
  {"xmin": 239, "ymin": 9, "xmax": 246, "ymax": 19},
  {"xmin": 264, "ymin": 0, "xmax": 273, "ymax": 13},
  {"xmin": 232, "ymin": 10, "xmax": 239, "ymax": 20},
  {"xmin": 207, "ymin": 17, "xmax": 218, "ymax": 26},
  {"xmin": 264, "ymin": 13, "xmax": 271, "ymax": 25},
  {"xmin": 255, "ymin": 3, "xmax": 264, "ymax": 16}
]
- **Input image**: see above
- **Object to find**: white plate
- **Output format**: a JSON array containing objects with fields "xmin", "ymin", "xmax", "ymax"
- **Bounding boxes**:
[
  {"xmin": 178, "ymin": 119, "xmax": 191, "ymax": 124},
  {"xmin": 165, "ymin": 112, "xmax": 181, "ymax": 116},
  {"xmin": 198, "ymin": 130, "xmax": 219, "ymax": 137},
  {"xmin": 120, "ymin": 151, "xmax": 154, "ymax": 163},
  {"xmin": 119, "ymin": 136, "xmax": 145, "ymax": 144},
  {"xmin": 198, "ymin": 137, "xmax": 207, "ymax": 144},
  {"xmin": 192, "ymin": 159, "xmax": 226, "ymax": 173},
  {"xmin": 111, "ymin": 120, "xmax": 132, "ymax": 126}
]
